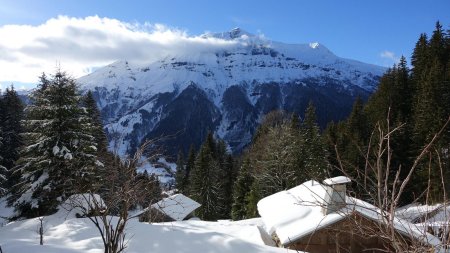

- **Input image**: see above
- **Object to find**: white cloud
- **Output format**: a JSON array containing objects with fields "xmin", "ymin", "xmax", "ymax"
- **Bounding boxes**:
[
  {"xmin": 0, "ymin": 16, "xmax": 240, "ymax": 85},
  {"xmin": 379, "ymin": 50, "xmax": 400, "ymax": 66}
]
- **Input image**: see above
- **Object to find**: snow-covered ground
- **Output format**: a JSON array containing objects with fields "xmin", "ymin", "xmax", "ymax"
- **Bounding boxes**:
[
  {"xmin": 0, "ymin": 198, "xmax": 14, "ymax": 227},
  {"xmin": 0, "ymin": 199, "xmax": 297, "ymax": 253}
]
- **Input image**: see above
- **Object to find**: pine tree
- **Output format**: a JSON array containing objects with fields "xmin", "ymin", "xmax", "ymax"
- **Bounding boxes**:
[
  {"xmin": 82, "ymin": 90, "xmax": 112, "ymax": 194},
  {"xmin": 187, "ymin": 134, "xmax": 235, "ymax": 220},
  {"xmin": 10, "ymin": 71, "xmax": 101, "ymax": 217},
  {"xmin": 205, "ymin": 132, "xmax": 217, "ymax": 159},
  {"xmin": 231, "ymin": 159, "xmax": 254, "ymax": 220},
  {"xmin": 245, "ymin": 180, "xmax": 261, "ymax": 218},
  {"xmin": 0, "ymin": 92, "xmax": 6, "ymax": 195},
  {"xmin": 300, "ymin": 102, "xmax": 328, "ymax": 181},
  {"xmin": 1, "ymin": 86, "xmax": 25, "ymax": 190},
  {"xmin": 411, "ymin": 33, "xmax": 429, "ymax": 86},
  {"xmin": 190, "ymin": 137, "xmax": 219, "ymax": 220},
  {"xmin": 414, "ymin": 22, "xmax": 448, "ymax": 144},
  {"xmin": 365, "ymin": 67, "xmax": 396, "ymax": 126},
  {"xmin": 215, "ymin": 140, "xmax": 227, "ymax": 218},
  {"xmin": 174, "ymin": 150, "xmax": 187, "ymax": 193},
  {"xmin": 412, "ymin": 23, "xmax": 449, "ymax": 201},
  {"xmin": 216, "ymin": 150, "xmax": 235, "ymax": 219},
  {"xmin": 395, "ymin": 56, "xmax": 413, "ymax": 122},
  {"xmin": 184, "ymin": 145, "xmax": 196, "ymax": 194},
  {"xmin": 82, "ymin": 91, "xmax": 108, "ymax": 154},
  {"xmin": 347, "ymin": 97, "xmax": 369, "ymax": 142},
  {"xmin": 0, "ymin": 127, "xmax": 6, "ymax": 196},
  {"xmin": 345, "ymin": 97, "xmax": 370, "ymax": 188}
]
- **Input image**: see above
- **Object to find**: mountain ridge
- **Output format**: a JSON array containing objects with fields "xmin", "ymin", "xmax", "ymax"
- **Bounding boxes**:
[{"xmin": 77, "ymin": 28, "xmax": 386, "ymax": 157}]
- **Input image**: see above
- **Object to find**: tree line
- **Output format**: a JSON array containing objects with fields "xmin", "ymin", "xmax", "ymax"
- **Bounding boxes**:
[
  {"xmin": 174, "ymin": 103, "xmax": 329, "ymax": 221},
  {"xmin": 174, "ymin": 22, "xmax": 449, "ymax": 220},
  {"xmin": 324, "ymin": 22, "xmax": 449, "ymax": 205}
]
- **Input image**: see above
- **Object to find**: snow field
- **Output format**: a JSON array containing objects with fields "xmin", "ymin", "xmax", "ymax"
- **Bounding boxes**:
[{"xmin": 0, "ymin": 200, "xmax": 298, "ymax": 253}]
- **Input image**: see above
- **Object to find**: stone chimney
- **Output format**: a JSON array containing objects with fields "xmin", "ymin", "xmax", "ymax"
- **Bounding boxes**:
[{"xmin": 322, "ymin": 176, "xmax": 351, "ymax": 215}]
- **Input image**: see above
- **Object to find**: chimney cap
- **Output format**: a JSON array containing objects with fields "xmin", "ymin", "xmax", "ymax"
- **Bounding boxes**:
[{"xmin": 323, "ymin": 176, "xmax": 351, "ymax": 186}]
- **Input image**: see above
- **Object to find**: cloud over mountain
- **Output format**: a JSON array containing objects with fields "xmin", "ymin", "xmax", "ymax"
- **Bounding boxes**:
[{"xmin": 0, "ymin": 16, "xmax": 239, "ymax": 84}]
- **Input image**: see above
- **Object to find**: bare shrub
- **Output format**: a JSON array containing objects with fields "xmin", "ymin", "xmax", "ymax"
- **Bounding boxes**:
[{"xmin": 68, "ymin": 139, "xmax": 162, "ymax": 253}]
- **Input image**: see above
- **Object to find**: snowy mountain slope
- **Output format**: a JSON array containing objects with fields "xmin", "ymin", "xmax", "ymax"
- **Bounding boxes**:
[{"xmin": 78, "ymin": 28, "xmax": 385, "ymax": 157}]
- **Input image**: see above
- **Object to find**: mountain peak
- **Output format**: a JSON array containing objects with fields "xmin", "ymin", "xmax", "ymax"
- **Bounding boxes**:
[
  {"xmin": 228, "ymin": 27, "xmax": 250, "ymax": 38},
  {"xmin": 309, "ymin": 42, "xmax": 320, "ymax": 49},
  {"xmin": 201, "ymin": 27, "xmax": 253, "ymax": 40}
]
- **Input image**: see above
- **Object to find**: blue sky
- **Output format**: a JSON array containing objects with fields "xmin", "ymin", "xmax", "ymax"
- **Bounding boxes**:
[{"xmin": 0, "ymin": 0, "xmax": 448, "ymax": 89}]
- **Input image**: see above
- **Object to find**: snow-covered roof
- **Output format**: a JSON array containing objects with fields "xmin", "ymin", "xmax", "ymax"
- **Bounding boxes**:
[
  {"xmin": 134, "ymin": 194, "xmax": 201, "ymax": 221},
  {"xmin": 396, "ymin": 203, "xmax": 447, "ymax": 223},
  {"xmin": 397, "ymin": 203, "xmax": 450, "ymax": 239},
  {"xmin": 257, "ymin": 179, "xmax": 441, "ymax": 248}
]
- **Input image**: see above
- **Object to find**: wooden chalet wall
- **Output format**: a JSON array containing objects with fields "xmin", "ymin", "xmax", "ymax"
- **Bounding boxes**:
[
  {"xmin": 138, "ymin": 208, "xmax": 174, "ymax": 223},
  {"xmin": 287, "ymin": 214, "xmax": 412, "ymax": 253},
  {"xmin": 138, "ymin": 208, "xmax": 195, "ymax": 223}
]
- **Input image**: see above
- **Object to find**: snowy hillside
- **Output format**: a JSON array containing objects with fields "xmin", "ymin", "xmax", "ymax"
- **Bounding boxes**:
[
  {"xmin": 0, "ymin": 199, "xmax": 298, "ymax": 253},
  {"xmin": 78, "ymin": 28, "xmax": 385, "ymax": 158}
]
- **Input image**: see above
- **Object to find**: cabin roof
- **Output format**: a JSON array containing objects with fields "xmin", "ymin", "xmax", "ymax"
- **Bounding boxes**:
[
  {"xmin": 133, "ymin": 193, "xmax": 201, "ymax": 221},
  {"xmin": 257, "ymin": 179, "xmax": 441, "ymax": 248}
]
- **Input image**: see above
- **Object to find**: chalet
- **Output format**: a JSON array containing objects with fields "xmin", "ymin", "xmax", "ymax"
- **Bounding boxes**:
[
  {"xmin": 396, "ymin": 203, "xmax": 446, "ymax": 223},
  {"xmin": 257, "ymin": 176, "xmax": 442, "ymax": 253},
  {"xmin": 396, "ymin": 202, "xmax": 450, "ymax": 246},
  {"xmin": 132, "ymin": 193, "xmax": 201, "ymax": 222}
]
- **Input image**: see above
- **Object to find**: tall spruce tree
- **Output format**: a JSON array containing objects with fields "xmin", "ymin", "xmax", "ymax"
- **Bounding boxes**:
[
  {"xmin": 1, "ymin": 86, "xmax": 25, "ymax": 190},
  {"xmin": 10, "ymin": 71, "xmax": 101, "ymax": 217},
  {"xmin": 300, "ymin": 102, "xmax": 328, "ymax": 181},
  {"xmin": 411, "ymin": 33, "xmax": 429, "ymax": 86},
  {"xmin": 344, "ymin": 98, "xmax": 374, "ymax": 199},
  {"xmin": 0, "ymin": 92, "xmax": 6, "ymax": 195},
  {"xmin": 216, "ymin": 145, "xmax": 235, "ymax": 219},
  {"xmin": 412, "ymin": 22, "xmax": 450, "ymax": 201},
  {"xmin": 184, "ymin": 145, "xmax": 196, "ymax": 194},
  {"xmin": 245, "ymin": 180, "xmax": 261, "ymax": 218},
  {"xmin": 190, "ymin": 135, "xmax": 220, "ymax": 220},
  {"xmin": 81, "ymin": 90, "xmax": 111, "ymax": 192},
  {"xmin": 414, "ymin": 22, "xmax": 449, "ymax": 144},
  {"xmin": 174, "ymin": 150, "xmax": 187, "ymax": 194},
  {"xmin": 0, "ymin": 127, "xmax": 6, "ymax": 196},
  {"xmin": 231, "ymin": 159, "xmax": 254, "ymax": 220},
  {"xmin": 82, "ymin": 91, "xmax": 108, "ymax": 154}
]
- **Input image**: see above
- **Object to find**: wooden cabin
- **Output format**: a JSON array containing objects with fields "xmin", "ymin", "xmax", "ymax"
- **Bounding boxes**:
[
  {"xmin": 132, "ymin": 193, "xmax": 201, "ymax": 223},
  {"xmin": 257, "ymin": 176, "xmax": 441, "ymax": 253},
  {"xmin": 286, "ymin": 213, "xmax": 415, "ymax": 253}
]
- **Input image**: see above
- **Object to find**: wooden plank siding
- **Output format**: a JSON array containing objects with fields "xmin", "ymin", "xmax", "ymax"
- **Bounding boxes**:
[{"xmin": 285, "ymin": 213, "xmax": 413, "ymax": 253}]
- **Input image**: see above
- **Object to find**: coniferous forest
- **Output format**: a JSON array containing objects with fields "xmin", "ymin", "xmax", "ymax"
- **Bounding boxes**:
[
  {"xmin": 0, "ymin": 22, "xmax": 448, "ymax": 226},
  {"xmin": 177, "ymin": 22, "xmax": 450, "ymax": 220}
]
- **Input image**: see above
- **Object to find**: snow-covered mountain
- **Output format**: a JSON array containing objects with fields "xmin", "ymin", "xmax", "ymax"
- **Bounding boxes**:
[{"xmin": 78, "ymin": 28, "xmax": 385, "ymax": 157}]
